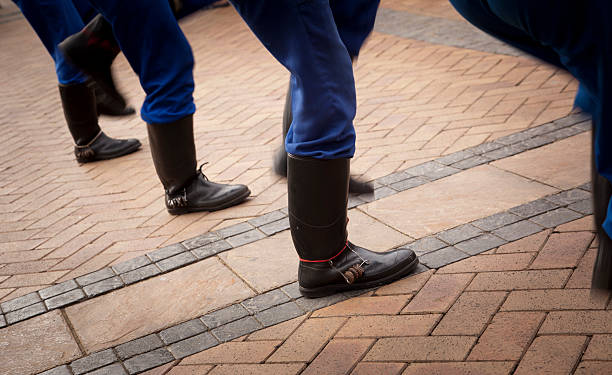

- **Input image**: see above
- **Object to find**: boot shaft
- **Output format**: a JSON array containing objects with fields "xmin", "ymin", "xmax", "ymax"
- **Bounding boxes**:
[
  {"xmin": 288, "ymin": 154, "xmax": 349, "ymax": 261},
  {"xmin": 58, "ymin": 82, "xmax": 101, "ymax": 146},
  {"xmin": 146, "ymin": 116, "xmax": 197, "ymax": 195}
]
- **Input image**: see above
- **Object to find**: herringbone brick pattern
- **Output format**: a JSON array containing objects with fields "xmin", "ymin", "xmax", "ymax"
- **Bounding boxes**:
[
  {"xmin": 0, "ymin": 3, "xmax": 577, "ymax": 302},
  {"xmin": 161, "ymin": 216, "xmax": 610, "ymax": 375}
]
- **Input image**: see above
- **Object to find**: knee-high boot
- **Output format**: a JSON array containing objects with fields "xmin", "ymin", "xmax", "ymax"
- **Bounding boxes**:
[
  {"xmin": 288, "ymin": 154, "xmax": 418, "ymax": 298},
  {"xmin": 59, "ymin": 81, "xmax": 141, "ymax": 163},
  {"xmin": 147, "ymin": 116, "xmax": 251, "ymax": 215},
  {"xmin": 58, "ymin": 14, "xmax": 135, "ymax": 117},
  {"xmin": 591, "ymin": 131, "xmax": 612, "ymax": 291},
  {"xmin": 275, "ymin": 85, "xmax": 374, "ymax": 195}
]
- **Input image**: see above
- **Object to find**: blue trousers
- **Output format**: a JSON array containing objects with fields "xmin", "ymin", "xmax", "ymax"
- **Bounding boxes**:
[
  {"xmin": 231, "ymin": 0, "xmax": 379, "ymax": 158},
  {"xmin": 13, "ymin": 0, "xmax": 94, "ymax": 84},
  {"xmin": 449, "ymin": 0, "xmax": 612, "ymax": 236}
]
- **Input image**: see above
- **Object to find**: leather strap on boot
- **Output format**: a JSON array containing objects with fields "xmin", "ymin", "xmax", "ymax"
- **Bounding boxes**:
[
  {"xmin": 146, "ymin": 116, "xmax": 197, "ymax": 195},
  {"xmin": 58, "ymin": 82, "xmax": 102, "ymax": 146},
  {"xmin": 288, "ymin": 154, "xmax": 349, "ymax": 261}
]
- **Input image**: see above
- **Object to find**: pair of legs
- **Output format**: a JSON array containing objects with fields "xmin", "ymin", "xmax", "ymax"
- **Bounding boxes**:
[
  {"xmin": 450, "ymin": 0, "xmax": 612, "ymax": 290},
  {"xmin": 77, "ymin": 0, "xmax": 417, "ymax": 297},
  {"xmin": 14, "ymin": 0, "xmax": 140, "ymax": 163}
]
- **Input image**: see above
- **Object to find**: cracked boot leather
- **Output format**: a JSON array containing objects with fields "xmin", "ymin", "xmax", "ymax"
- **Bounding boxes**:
[
  {"xmin": 288, "ymin": 154, "xmax": 419, "ymax": 298},
  {"xmin": 147, "ymin": 115, "xmax": 251, "ymax": 215},
  {"xmin": 58, "ymin": 14, "xmax": 135, "ymax": 117},
  {"xmin": 273, "ymin": 84, "xmax": 374, "ymax": 195},
  {"xmin": 59, "ymin": 82, "xmax": 141, "ymax": 163}
]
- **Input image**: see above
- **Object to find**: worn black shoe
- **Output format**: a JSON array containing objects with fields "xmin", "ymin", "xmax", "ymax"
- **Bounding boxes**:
[
  {"xmin": 166, "ymin": 165, "xmax": 251, "ymax": 215},
  {"xmin": 75, "ymin": 131, "xmax": 141, "ymax": 163},
  {"xmin": 59, "ymin": 15, "xmax": 135, "ymax": 117}
]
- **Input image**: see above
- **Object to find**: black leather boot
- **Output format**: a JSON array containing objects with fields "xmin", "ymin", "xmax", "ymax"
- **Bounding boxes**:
[
  {"xmin": 591, "ymin": 130, "xmax": 612, "ymax": 291},
  {"xmin": 58, "ymin": 14, "xmax": 135, "ymax": 117},
  {"xmin": 288, "ymin": 154, "xmax": 419, "ymax": 298},
  {"xmin": 273, "ymin": 85, "xmax": 374, "ymax": 195},
  {"xmin": 147, "ymin": 116, "xmax": 251, "ymax": 215},
  {"xmin": 59, "ymin": 82, "xmax": 141, "ymax": 163}
]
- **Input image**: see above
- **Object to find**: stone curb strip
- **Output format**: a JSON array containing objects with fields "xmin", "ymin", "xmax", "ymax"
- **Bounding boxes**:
[
  {"xmin": 34, "ymin": 181, "xmax": 594, "ymax": 375},
  {"xmin": 0, "ymin": 112, "xmax": 591, "ymax": 329}
]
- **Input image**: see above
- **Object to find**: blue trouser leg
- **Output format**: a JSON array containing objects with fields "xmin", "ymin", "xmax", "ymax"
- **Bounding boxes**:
[
  {"xmin": 449, "ymin": 0, "xmax": 612, "ymax": 236},
  {"xmin": 330, "ymin": 0, "xmax": 379, "ymax": 57},
  {"xmin": 72, "ymin": 0, "xmax": 97, "ymax": 23},
  {"xmin": 13, "ymin": 0, "xmax": 88, "ymax": 84},
  {"xmin": 230, "ymin": 0, "xmax": 356, "ymax": 159},
  {"xmin": 173, "ymin": 0, "xmax": 219, "ymax": 20},
  {"xmin": 85, "ymin": 0, "xmax": 195, "ymax": 124}
]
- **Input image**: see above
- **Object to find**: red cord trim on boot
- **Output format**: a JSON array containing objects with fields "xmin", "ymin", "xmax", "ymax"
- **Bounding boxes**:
[{"xmin": 300, "ymin": 241, "xmax": 349, "ymax": 263}]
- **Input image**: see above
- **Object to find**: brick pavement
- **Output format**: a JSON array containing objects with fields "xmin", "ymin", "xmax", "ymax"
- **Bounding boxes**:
[
  {"xmin": 0, "ymin": 1, "xmax": 578, "ymax": 303},
  {"xmin": 1, "ymin": 1, "xmax": 607, "ymax": 374}
]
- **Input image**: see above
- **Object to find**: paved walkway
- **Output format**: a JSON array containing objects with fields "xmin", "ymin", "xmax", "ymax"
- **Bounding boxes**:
[{"xmin": 1, "ymin": 1, "xmax": 610, "ymax": 375}]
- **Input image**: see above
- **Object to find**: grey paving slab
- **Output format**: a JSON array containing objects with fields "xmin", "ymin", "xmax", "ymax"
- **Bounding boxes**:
[
  {"xmin": 115, "ymin": 334, "xmax": 164, "ymax": 360},
  {"xmin": 546, "ymin": 189, "xmax": 592, "ymax": 206},
  {"xmin": 38, "ymin": 280, "xmax": 78, "ymax": 300},
  {"xmin": 467, "ymin": 141, "xmax": 504, "ymax": 155},
  {"xmin": 147, "ymin": 243, "xmax": 186, "ymax": 262},
  {"xmin": 191, "ymin": 240, "xmax": 232, "ymax": 259},
  {"xmin": 211, "ymin": 316, "xmax": 263, "ymax": 342},
  {"xmin": 123, "ymin": 348, "xmax": 174, "ymax": 374},
  {"xmin": 86, "ymin": 363, "xmax": 127, "ymax": 375},
  {"xmin": 1, "ymin": 292, "xmax": 41, "ymax": 313},
  {"xmin": 226, "ymin": 229, "xmax": 266, "ymax": 248},
  {"xmin": 182, "ymin": 232, "xmax": 220, "ymax": 250},
  {"xmin": 217, "ymin": 222, "xmax": 254, "ymax": 238},
  {"xmin": 159, "ymin": 319, "xmax": 207, "ymax": 345},
  {"xmin": 371, "ymin": 186, "xmax": 397, "ymax": 200},
  {"xmin": 437, "ymin": 224, "xmax": 483, "ymax": 245},
  {"xmin": 482, "ymin": 145, "xmax": 523, "ymax": 160},
  {"xmin": 518, "ymin": 134, "xmax": 556, "ymax": 150},
  {"xmin": 450, "ymin": 155, "xmax": 490, "ymax": 170},
  {"xmin": 493, "ymin": 220, "xmax": 544, "ymax": 241},
  {"xmin": 405, "ymin": 237, "xmax": 447, "ymax": 256},
  {"xmin": 579, "ymin": 182, "xmax": 592, "ymax": 192},
  {"xmin": 281, "ymin": 282, "xmax": 301, "ymax": 299},
  {"xmin": 568, "ymin": 199, "xmax": 593, "ymax": 215},
  {"xmin": 376, "ymin": 171, "xmax": 412, "ymax": 186},
  {"xmin": 168, "ymin": 332, "xmax": 218, "ymax": 359},
  {"xmin": 389, "ymin": 176, "xmax": 428, "ymax": 191},
  {"xmin": 120, "ymin": 264, "xmax": 161, "ymax": 285},
  {"xmin": 255, "ymin": 302, "xmax": 304, "ymax": 327},
  {"xmin": 156, "ymin": 252, "xmax": 197, "ymax": 272},
  {"xmin": 455, "ymin": 234, "xmax": 507, "ymax": 255},
  {"xmin": 496, "ymin": 131, "xmax": 535, "ymax": 145},
  {"xmin": 200, "ymin": 304, "xmax": 249, "ymax": 329},
  {"xmin": 76, "ymin": 268, "xmax": 115, "ymax": 287},
  {"xmin": 44, "ymin": 289, "xmax": 85, "ymax": 310},
  {"xmin": 241, "ymin": 289, "xmax": 290, "ymax": 314},
  {"xmin": 5, "ymin": 302, "xmax": 46, "ymax": 324},
  {"xmin": 472, "ymin": 212, "xmax": 523, "ymax": 231},
  {"xmin": 70, "ymin": 349, "xmax": 117, "ymax": 375},
  {"xmin": 348, "ymin": 195, "xmax": 366, "ymax": 209},
  {"xmin": 83, "ymin": 276, "xmax": 124, "ymax": 298},
  {"xmin": 548, "ymin": 126, "xmax": 584, "ymax": 140},
  {"xmin": 111, "ymin": 256, "xmax": 151, "ymax": 275},
  {"xmin": 0, "ymin": 314, "xmax": 5, "ymax": 328},
  {"xmin": 248, "ymin": 210, "xmax": 286, "ymax": 228},
  {"xmin": 39, "ymin": 366, "xmax": 72, "ymax": 375},
  {"xmin": 530, "ymin": 208, "xmax": 583, "ymax": 228},
  {"xmin": 418, "ymin": 247, "xmax": 470, "ymax": 269},
  {"xmin": 259, "ymin": 218, "xmax": 290, "ymax": 236},
  {"xmin": 510, "ymin": 199, "xmax": 560, "ymax": 218},
  {"xmin": 436, "ymin": 150, "xmax": 474, "ymax": 166}
]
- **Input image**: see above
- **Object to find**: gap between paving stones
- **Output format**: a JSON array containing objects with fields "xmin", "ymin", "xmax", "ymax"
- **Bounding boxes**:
[
  {"xmin": 32, "ymin": 180, "xmax": 595, "ymax": 374},
  {"xmin": 0, "ymin": 112, "xmax": 591, "ymax": 329}
]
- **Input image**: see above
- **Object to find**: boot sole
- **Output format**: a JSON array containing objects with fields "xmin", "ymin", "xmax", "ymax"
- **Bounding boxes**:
[
  {"xmin": 167, "ymin": 188, "xmax": 251, "ymax": 215},
  {"xmin": 76, "ymin": 142, "xmax": 142, "ymax": 163},
  {"xmin": 299, "ymin": 256, "xmax": 420, "ymax": 299}
]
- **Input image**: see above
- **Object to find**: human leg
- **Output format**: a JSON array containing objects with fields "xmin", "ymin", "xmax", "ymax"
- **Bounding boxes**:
[
  {"xmin": 231, "ymin": 0, "xmax": 418, "ymax": 297},
  {"xmin": 83, "ymin": 0, "xmax": 250, "ymax": 213}
]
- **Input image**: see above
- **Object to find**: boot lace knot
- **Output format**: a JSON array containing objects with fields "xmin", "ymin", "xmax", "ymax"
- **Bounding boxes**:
[
  {"xmin": 74, "ymin": 130, "xmax": 102, "ymax": 161},
  {"xmin": 167, "ymin": 189, "xmax": 188, "ymax": 209},
  {"xmin": 331, "ymin": 242, "xmax": 369, "ymax": 285}
]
